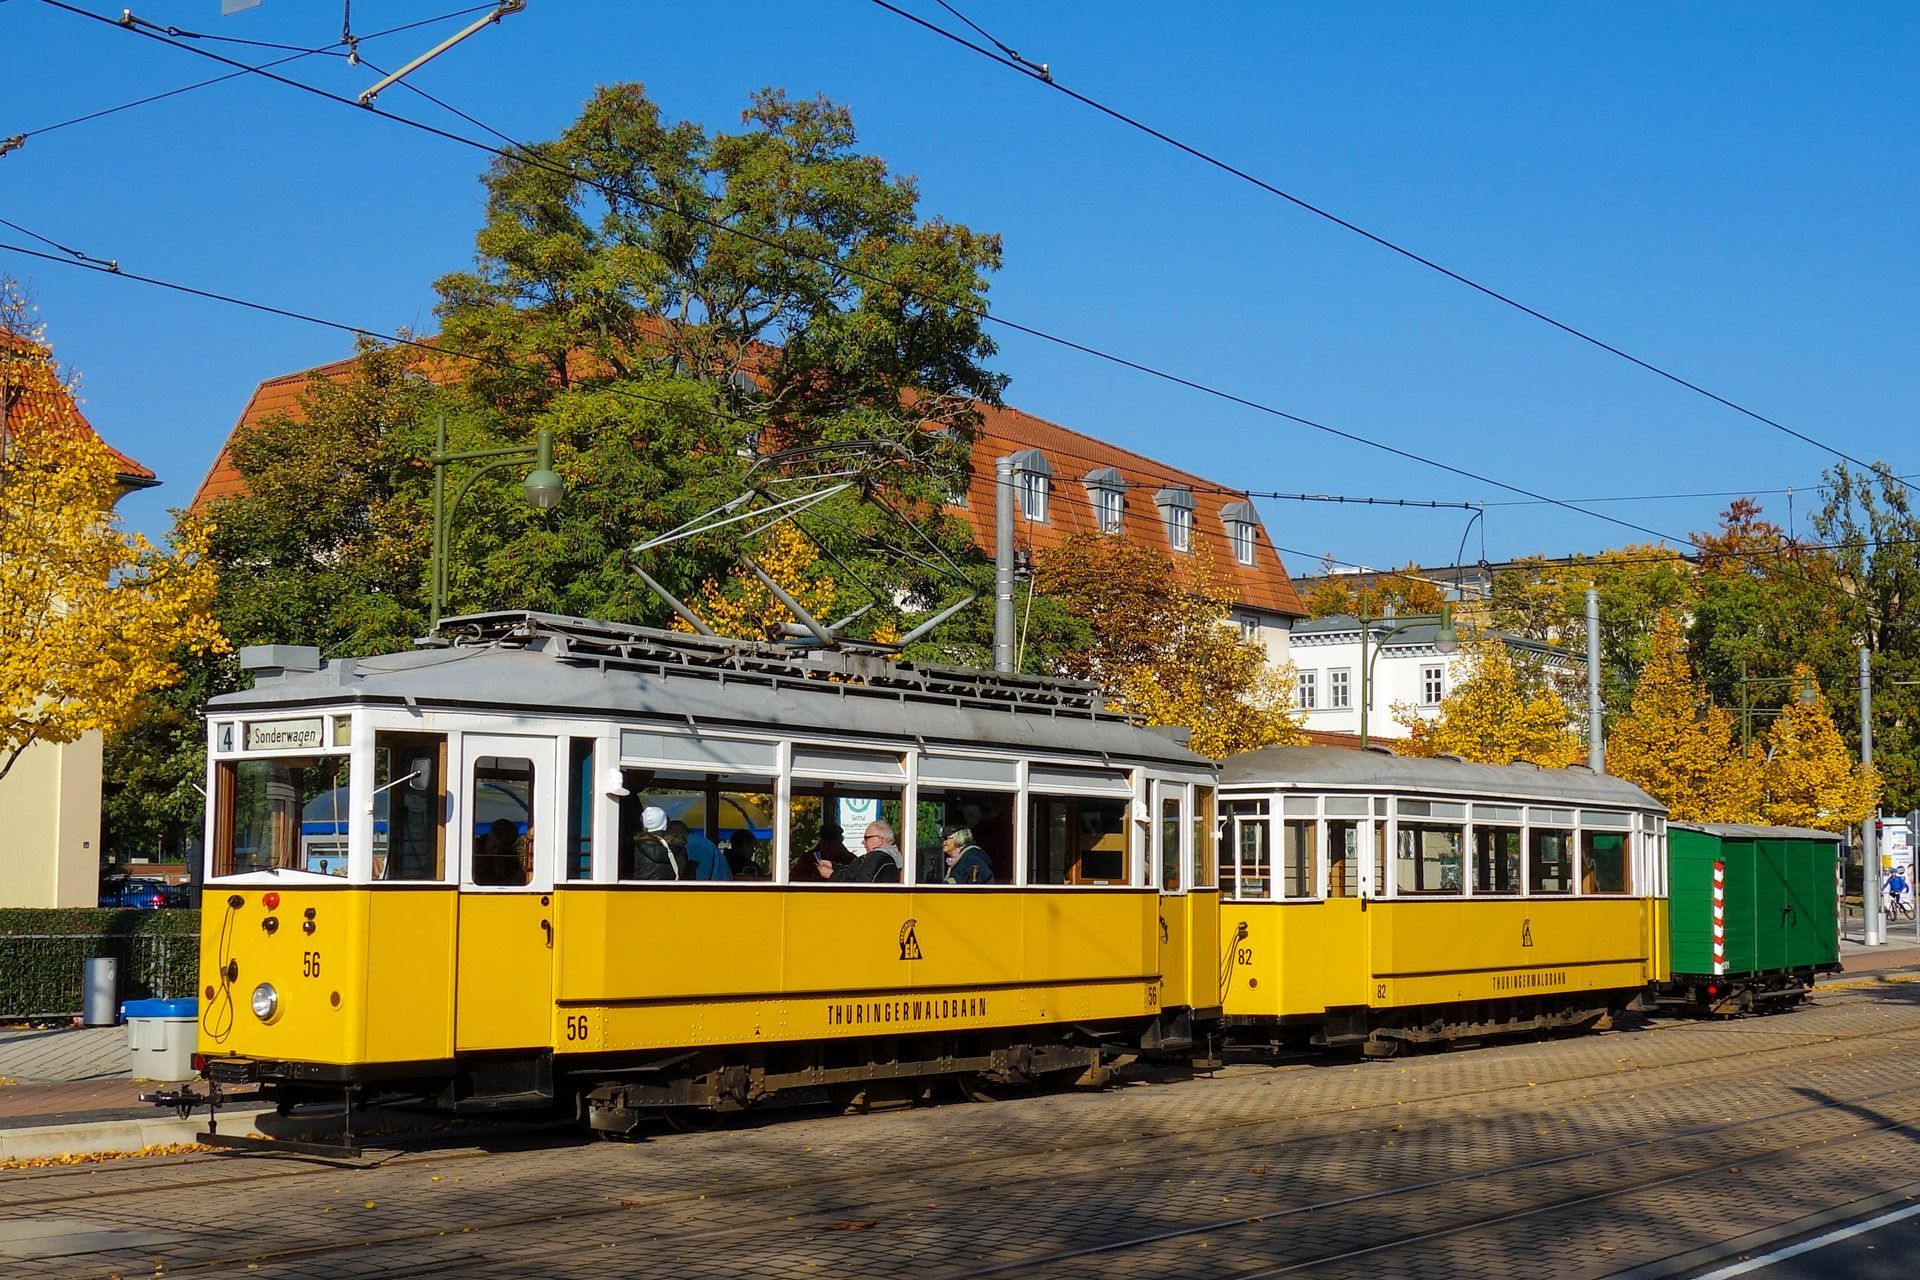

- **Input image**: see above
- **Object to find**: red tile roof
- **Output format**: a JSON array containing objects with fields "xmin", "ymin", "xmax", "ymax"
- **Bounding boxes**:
[
  {"xmin": 954, "ymin": 403, "xmax": 1305, "ymax": 617},
  {"xmin": 1, "ymin": 331, "xmax": 157, "ymax": 488},
  {"xmin": 194, "ymin": 343, "xmax": 1304, "ymax": 618}
]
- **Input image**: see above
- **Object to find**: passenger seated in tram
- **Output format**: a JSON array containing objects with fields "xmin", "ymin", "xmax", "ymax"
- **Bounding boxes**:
[
  {"xmin": 832, "ymin": 821, "xmax": 904, "ymax": 883},
  {"xmin": 793, "ymin": 826, "xmax": 848, "ymax": 882},
  {"xmin": 474, "ymin": 819, "xmax": 526, "ymax": 886},
  {"xmin": 668, "ymin": 820, "xmax": 731, "ymax": 881},
  {"xmin": 723, "ymin": 830, "xmax": 762, "ymax": 878},
  {"xmin": 621, "ymin": 806, "xmax": 683, "ymax": 880},
  {"xmin": 941, "ymin": 826, "xmax": 995, "ymax": 885}
]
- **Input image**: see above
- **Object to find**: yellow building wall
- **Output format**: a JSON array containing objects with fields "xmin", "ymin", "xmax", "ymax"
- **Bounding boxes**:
[{"xmin": 0, "ymin": 732, "xmax": 103, "ymax": 908}]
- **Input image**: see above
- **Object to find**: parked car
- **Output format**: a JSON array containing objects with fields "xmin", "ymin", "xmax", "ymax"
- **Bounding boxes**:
[{"xmin": 100, "ymin": 877, "xmax": 172, "ymax": 909}]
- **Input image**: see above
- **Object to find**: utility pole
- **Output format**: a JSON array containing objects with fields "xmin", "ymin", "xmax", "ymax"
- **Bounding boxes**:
[
  {"xmin": 993, "ymin": 455, "xmax": 1015, "ymax": 673},
  {"xmin": 1862, "ymin": 646, "xmax": 1881, "ymax": 945},
  {"xmin": 1587, "ymin": 587, "xmax": 1604, "ymax": 772}
]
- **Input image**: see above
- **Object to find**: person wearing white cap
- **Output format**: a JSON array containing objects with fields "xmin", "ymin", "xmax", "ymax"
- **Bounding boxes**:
[{"xmin": 621, "ymin": 804, "xmax": 683, "ymax": 880}]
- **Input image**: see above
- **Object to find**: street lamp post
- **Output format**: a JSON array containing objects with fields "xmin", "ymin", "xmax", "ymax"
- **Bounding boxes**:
[
  {"xmin": 428, "ymin": 414, "xmax": 563, "ymax": 629},
  {"xmin": 1357, "ymin": 607, "xmax": 1459, "ymax": 750}
]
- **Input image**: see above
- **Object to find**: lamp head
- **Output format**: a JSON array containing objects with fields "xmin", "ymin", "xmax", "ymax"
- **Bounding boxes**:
[
  {"xmin": 522, "ymin": 468, "xmax": 564, "ymax": 509},
  {"xmin": 1433, "ymin": 605, "xmax": 1459, "ymax": 655}
]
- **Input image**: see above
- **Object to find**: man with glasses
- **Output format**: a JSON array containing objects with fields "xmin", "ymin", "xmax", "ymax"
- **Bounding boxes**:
[{"xmin": 831, "ymin": 820, "xmax": 904, "ymax": 884}]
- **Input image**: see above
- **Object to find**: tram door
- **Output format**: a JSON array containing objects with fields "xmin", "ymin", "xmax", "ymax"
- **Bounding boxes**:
[{"xmin": 454, "ymin": 734, "xmax": 557, "ymax": 1053}]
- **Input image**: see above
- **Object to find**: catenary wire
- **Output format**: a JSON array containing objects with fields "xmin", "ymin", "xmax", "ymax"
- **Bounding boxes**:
[
  {"xmin": 4, "ymin": 4, "xmax": 498, "ymax": 145},
  {"xmin": 36, "ymin": 0, "xmax": 1747, "ymax": 558},
  {"xmin": 865, "ymin": 0, "xmax": 1909, "ymax": 493}
]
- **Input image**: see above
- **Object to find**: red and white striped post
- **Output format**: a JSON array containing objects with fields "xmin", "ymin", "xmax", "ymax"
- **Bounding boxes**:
[{"xmin": 1711, "ymin": 860, "xmax": 1727, "ymax": 975}]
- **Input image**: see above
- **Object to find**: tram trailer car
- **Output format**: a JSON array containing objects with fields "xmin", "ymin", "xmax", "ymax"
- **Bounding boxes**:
[
  {"xmin": 1661, "ymin": 823, "xmax": 1841, "ymax": 1016},
  {"xmin": 1214, "ymin": 746, "xmax": 1670, "ymax": 1057},
  {"xmin": 191, "ymin": 612, "xmax": 1224, "ymax": 1135}
]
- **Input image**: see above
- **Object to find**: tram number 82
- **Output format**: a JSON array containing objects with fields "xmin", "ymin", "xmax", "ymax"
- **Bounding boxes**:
[{"xmin": 564, "ymin": 1014, "xmax": 590, "ymax": 1043}]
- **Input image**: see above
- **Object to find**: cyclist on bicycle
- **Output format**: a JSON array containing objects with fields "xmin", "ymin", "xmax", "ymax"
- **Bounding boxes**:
[{"xmin": 1885, "ymin": 865, "xmax": 1912, "ymax": 916}]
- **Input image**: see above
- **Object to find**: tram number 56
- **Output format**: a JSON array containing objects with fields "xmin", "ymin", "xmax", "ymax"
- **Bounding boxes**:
[
  {"xmin": 564, "ymin": 1014, "xmax": 590, "ymax": 1043},
  {"xmin": 301, "ymin": 950, "xmax": 321, "ymax": 978}
]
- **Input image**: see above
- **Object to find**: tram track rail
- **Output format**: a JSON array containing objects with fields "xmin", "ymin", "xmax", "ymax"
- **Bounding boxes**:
[
  {"xmin": 28, "ymin": 995, "xmax": 1920, "ymax": 1280},
  {"xmin": 7, "ymin": 983, "xmax": 1913, "ymax": 1216}
]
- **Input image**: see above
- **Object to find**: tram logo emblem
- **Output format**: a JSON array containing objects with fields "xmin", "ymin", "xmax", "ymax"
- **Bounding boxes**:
[
  {"xmin": 1521, "ymin": 918, "xmax": 1534, "ymax": 948},
  {"xmin": 898, "ymin": 919, "xmax": 923, "ymax": 961}
]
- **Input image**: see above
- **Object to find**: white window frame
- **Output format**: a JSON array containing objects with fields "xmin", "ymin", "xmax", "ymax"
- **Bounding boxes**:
[
  {"xmin": 1017, "ymin": 470, "xmax": 1049, "ymax": 523},
  {"xmin": 1094, "ymin": 485, "xmax": 1123, "ymax": 533},
  {"xmin": 1229, "ymin": 520, "xmax": 1256, "ymax": 565},
  {"xmin": 1328, "ymin": 668, "xmax": 1350, "ymax": 709},
  {"xmin": 1421, "ymin": 663, "xmax": 1445, "ymax": 706},
  {"xmin": 1297, "ymin": 670, "xmax": 1319, "ymax": 710},
  {"xmin": 1167, "ymin": 505, "xmax": 1193, "ymax": 552}
]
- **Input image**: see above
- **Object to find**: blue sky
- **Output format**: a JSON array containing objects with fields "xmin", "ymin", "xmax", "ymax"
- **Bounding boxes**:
[{"xmin": 3, "ymin": 1, "xmax": 1915, "ymax": 580}]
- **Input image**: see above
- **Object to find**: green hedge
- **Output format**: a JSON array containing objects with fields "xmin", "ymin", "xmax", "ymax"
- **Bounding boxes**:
[{"xmin": 0, "ymin": 909, "xmax": 201, "ymax": 1017}]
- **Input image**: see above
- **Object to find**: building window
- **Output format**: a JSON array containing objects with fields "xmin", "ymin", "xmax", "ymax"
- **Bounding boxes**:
[
  {"xmin": 1017, "ymin": 471, "xmax": 1048, "ymax": 522},
  {"xmin": 1006, "ymin": 448, "xmax": 1052, "ymax": 524},
  {"xmin": 1421, "ymin": 664, "xmax": 1445, "ymax": 706},
  {"xmin": 1297, "ymin": 670, "xmax": 1319, "ymax": 710},
  {"xmin": 1329, "ymin": 668, "xmax": 1350, "ymax": 709},
  {"xmin": 1155, "ymin": 486, "xmax": 1196, "ymax": 554},
  {"xmin": 1084, "ymin": 466, "xmax": 1126, "ymax": 534},
  {"xmin": 1234, "ymin": 614, "xmax": 1259, "ymax": 642},
  {"xmin": 1220, "ymin": 500, "xmax": 1259, "ymax": 566}
]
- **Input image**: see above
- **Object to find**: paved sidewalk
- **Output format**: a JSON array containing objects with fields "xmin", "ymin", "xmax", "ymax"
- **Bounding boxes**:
[{"xmin": 0, "ymin": 1025, "xmax": 127, "ymax": 1084}]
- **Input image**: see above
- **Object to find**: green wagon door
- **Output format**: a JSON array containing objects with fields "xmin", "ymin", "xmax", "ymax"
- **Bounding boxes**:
[
  {"xmin": 1666, "ymin": 827, "xmax": 1719, "ymax": 976},
  {"xmin": 1718, "ymin": 836, "xmax": 1762, "ymax": 975},
  {"xmin": 1752, "ymin": 837, "xmax": 1791, "ymax": 972},
  {"xmin": 1778, "ymin": 836, "xmax": 1840, "ymax": 971}
]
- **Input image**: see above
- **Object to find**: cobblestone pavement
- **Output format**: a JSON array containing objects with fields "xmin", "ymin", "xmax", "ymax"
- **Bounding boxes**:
[{"xmin": 7, "ymin": 980, "xmax": 1920, "ymax": 1279}]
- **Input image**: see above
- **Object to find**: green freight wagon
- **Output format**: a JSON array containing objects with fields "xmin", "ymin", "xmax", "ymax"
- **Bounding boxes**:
[{"xmin": 1664, "ymin": 823, "xmax": 1841, "ymax": 1015}]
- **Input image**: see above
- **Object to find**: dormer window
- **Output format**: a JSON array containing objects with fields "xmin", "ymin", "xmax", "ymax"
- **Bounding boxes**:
[
  {"xmin": 1155, "ymin": 486, "xmax": 1195, "ymax": 553},
  {"xmin": 1084, "ymin": 466, "xmax": 1126, "ymax": 534},
  {"xmin": 1007, "ymin": 448, "xmax": 1051, "ymax": 523},
  {"xmin": 1221, "ymin": 500, "xmax": 1259, "ymax": 566}
]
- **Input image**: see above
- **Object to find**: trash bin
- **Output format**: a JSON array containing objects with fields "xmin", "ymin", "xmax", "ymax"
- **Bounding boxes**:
[
  {"xmin": 82, "ymin": 956, "xmax": 118, "ymax": 1026},
  {"xmin": 124, "ymin": 997, "xmax": 199, "ymax": 1081}
]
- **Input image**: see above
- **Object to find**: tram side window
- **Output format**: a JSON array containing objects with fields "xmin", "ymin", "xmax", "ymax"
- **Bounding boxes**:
[
  {"xmin": 918, "ymin": 789, "xmax": 1014, "ymax": 884},
  {"xmin": 1222, "ymin": 801, "xmax": 1268, "ymax": 899},
  {"xmin": 1028, "ymin": 795, "xmax": 1129, "ymax": 886},
  {"xmin": 1396, "ymin": 824, "xmax": 1464, "ymax": 895},
  {"xmin": 1529, "ymin": 829, "xmax": 1574, "ymax": 894},
  {"xmin": 1160, "ymin": 792, "xmax": 1183, "ymax": 891},
  {"xmin": 1326, "ymin": 821, "xmax": 1360, "ymax": 898},
  {"xmin": 375, "ymin": 733, "xmax": 445, "ymax": 881},
  {"xmin": 617, "ymin": 769, "xmax": 777, "ymax": 881},
  {"xmin": 1281, "ymin": 822, "xmax": 1316, "ymax": 899},
  {"xmin": 1191, "ymin": 786, "xmax": 1217, "ymax": 889},
  {"xmin": 790, "ymin": 786, "xmax": 904, "ymax": 883},
  {"xmin": 215, "ymin": 755, "xmax": 351, "ymax": 878},
  {"xmin": 1581, "ymin": 832, "xmax": 1630, "ymax": 894},
  {"xmin": 1473, "ymin": 828, "xmax": 1521, "ymax": 894},
  {"xmin": 471, "ymin": 757, "xmax": 534, "ymax": 887},
  {"xmin": 563, "ymin": 739, "xmax": 594, "ymax": 880}
]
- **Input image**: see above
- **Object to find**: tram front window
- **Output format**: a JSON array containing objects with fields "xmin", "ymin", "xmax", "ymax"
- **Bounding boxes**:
[
  {"xmin": 376, "ymin": 732, "xmax": 445, "ymax": 881},
  {"xmin": 472, "ymin": 757, "xmax": 534, "ymax": 887},
  {"xmin": 215, "ymin": 755, "xmax": 352, "ymax": 877}
]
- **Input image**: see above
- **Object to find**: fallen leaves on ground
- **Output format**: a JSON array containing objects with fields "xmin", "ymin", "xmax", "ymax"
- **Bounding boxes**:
[{"xmin": 0, "ymin": 1142, "xmax": 216, "ymax": 1171}]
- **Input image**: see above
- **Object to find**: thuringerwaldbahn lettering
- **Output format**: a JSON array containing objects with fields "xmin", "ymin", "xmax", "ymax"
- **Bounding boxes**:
[
  {"xmin": 1491, "ymin": 971, "xmax": 1569, "ymax": 992},
  {"xmin": 828, "ymin": 995, "xmax": 989, "ymax": 1027}
]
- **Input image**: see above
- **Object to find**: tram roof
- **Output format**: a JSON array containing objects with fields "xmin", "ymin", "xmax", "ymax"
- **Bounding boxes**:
[
  {"xmin": 211, "ymin": 611, "xmax": 1211, "ymax": 770},
  {"xmin": 1670, "ymin": 822, "xmax": 1844, "ymax": 841},
  {"xmin": 1220, "ymin": 744, "xmax": 1664, "ymax": 811}
]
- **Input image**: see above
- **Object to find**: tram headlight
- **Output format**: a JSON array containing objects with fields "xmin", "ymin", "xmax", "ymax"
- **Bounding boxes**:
[{"xmin": 250, "ymin": 982, "xmax": 280, "ymax": 1023}]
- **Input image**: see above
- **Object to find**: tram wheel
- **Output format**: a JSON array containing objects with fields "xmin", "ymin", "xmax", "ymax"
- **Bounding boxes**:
[
  {"xmin": 661, "ymin": 1107, "xmax": 727, "ymax": 1134},
  {"xmin": 954, "ymin": 1073, "xmax": 1017, "ymax": 1104}
]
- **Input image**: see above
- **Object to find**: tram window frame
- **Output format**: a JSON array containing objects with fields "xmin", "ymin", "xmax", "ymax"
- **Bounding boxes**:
[
  {"xmin": 1326, "ymin": 819, "xmax": 1362, "ymax": 898},
  {"xmin": 1580, "ymin": 830, "xmax": 1631, "ymax": 894},
  {"xmin": 1028, "ymin": 793, "xmax": 1131, "ymax": 887},
  {"xmin": 789, "ymin": 783, "xmax": 906, "ymax": 885},
  {"xmin": 1528, "ymin": 827, "xmax": 1575, "ymax": 894},
  {"xmin": 375, "ymin": 731, "xmax": 447, "ymax": 882},
  {"xmin": 212, "ymin": 753, "xmax": 353, "ymax": 879},
  {"xmin": 919, "ymin": 787, "xmax": 1016, "ymax": 886},
  {"xmin": 468, "ymin": 755, "xmax": 537, "ymax": 888},
  {"xmin": 1192, "ymin": 786, "xmax": 1218, "ymax": 889},
  {"xmin": 1395, "ymin": 823, "xmax": 1465, "ymax": 895},
  {"xmin": 1157, "ymin": 785, "xmax": 1186, "ymax": 892},
  {"xmin": 1222, "ymin": 799, "xmax": 1270, "ymax": 900},
  {"xmin": 1472, "ymin": 825, "xmax": 1522, "ymax": 895},
  {"xmin": 617, "ymin": 768, "xmax": 779, "ymax": 883},
  {"xmin": 1280, "ymin": 819, "xmax": 1317, "ymax": 899}
]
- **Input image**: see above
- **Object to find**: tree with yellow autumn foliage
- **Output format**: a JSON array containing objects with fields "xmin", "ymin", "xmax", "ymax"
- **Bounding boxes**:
[
  {"xmin": 1305, "ymin": 563, "xmax": 1446, "ymax": 620},
  {"xmin": 1039, "ymin": 533, "xmax": 1303, "ymax": 757},
  {"xmin": 676, "ymin": 521, "xmax": 837, "ymax": 641},
  {"xmin": 0, "ymin": 287, "xmax": 225, "ymax": 784},
  {"xmin": 1605, "ymin": 612, "xmax": 1761, "ymax": 821},
  {"xmin": 1393, "ymin": 639, "xmax": 1584, "ymax": 767},
  {"xmin": 1758, "ymin": 664, "xmax": 1879, "ymax": 830}
]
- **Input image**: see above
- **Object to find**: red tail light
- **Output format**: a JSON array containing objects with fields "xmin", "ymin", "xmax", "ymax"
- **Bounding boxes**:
[
  {"xmin": 262, "ymin": 891, "xmax": 281, "ymax": 910},
  {"xmin": 191, "ymin": 1053, "xmax": 208, "ymax": 1073}
]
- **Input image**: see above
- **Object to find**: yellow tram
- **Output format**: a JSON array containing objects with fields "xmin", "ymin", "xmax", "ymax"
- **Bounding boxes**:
[
  {"xmin": 1215, "ymin": 746, "xmax": 1669, "ymax": 1055},
  {"xmin": 194, "ymin": 612, "xmax": 1219, "ymax": 1132}
]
